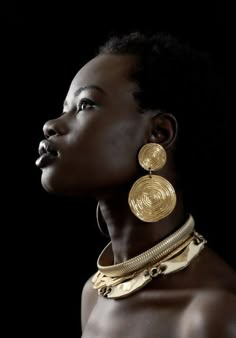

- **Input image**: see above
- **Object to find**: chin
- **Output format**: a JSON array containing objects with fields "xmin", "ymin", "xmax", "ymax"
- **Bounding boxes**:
[
  {"xmin": 40, "ymin": 169, "xmax": 66, "ymax": 195},
  {"xmin": 41, "ymin": 175, "xmax": 59, "ymax": 194}
]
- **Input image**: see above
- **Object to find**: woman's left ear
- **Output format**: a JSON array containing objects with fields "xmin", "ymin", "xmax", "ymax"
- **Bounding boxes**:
[{"xmin": 149, "ymin": 112, "xmax": 178, "ymax": 149}]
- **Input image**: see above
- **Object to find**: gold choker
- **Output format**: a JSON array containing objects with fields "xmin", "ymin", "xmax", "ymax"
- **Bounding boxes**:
[
  {"xmin": 92, "ymin": 215, "xmax": 207, "ymax": 299},
  {"xmin": 97, "ymin": 214, "xmax": 194, "ymax": 277}
]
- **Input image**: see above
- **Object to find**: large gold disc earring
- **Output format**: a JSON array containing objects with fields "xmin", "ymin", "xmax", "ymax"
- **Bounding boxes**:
[{"xmin": 128, "ymin": 143, "xmax": 176, "ymax": 222}]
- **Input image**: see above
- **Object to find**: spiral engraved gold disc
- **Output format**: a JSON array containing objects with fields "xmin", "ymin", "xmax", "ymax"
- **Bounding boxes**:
[
  {"xmin": 128, "ymin": 175, "xmax": 176, "ymax": 222},
  {"xmin": 138, "ymin": 143, "xmax": 166, "ymax": 171}
]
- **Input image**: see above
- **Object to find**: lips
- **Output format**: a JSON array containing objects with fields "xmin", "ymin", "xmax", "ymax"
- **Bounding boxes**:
[
  {"xmin": 38, "ymin": 139, "xmax": 58, "ymax": 157},
  {"xmin": 35, "ymin": 139, "xmax": 59, "ymax": 168}
]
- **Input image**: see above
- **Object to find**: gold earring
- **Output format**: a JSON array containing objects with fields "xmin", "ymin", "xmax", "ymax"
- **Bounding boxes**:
[{"xmin": 128, "ymin": 143, "xmax": 176, "ymax": 222}]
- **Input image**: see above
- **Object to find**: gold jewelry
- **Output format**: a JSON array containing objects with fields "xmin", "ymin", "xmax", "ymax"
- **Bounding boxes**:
[
  {"xmin": 92, "ymin": 216, "xmax": 207, "ymax": 299},
  {"xmin": 93, "ymin": 232, "xmax": 206, "ymax": 299},
  {"xmin": 96, "ymin": 214, "xmax": 194, "ymax": 277},
  {"xmin": 96, "ymin": 202, "xmax": 110, "ymax": 238},
  {"xmin": 138, "ymin": 143, "xmax": 167, "ymax": 171},
  {"xmin": 128, "ymin": 143, "xmax": 176, "ymax": 222}
]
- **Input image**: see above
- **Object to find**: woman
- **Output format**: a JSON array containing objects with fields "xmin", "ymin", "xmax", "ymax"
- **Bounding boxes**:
[{"xmin": 36, "ymin": 32, "xmax": 236, "ymax": 337}]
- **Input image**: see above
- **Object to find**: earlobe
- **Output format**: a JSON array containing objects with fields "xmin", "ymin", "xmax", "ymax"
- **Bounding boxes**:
[{"xmin": 150, "ymin": 113, "xmax": 178, "ymax": 148}]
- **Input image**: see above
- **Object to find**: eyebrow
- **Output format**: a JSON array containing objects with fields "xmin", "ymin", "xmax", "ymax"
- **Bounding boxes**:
[{"xmin": 63, "ymin": 85, "xmax": 106, "ymax": 107}]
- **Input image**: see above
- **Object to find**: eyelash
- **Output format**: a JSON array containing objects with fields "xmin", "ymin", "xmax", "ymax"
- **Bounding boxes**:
[{"xmin": 77, "ymin": 98, "xmax": 95, "ymax": 112}]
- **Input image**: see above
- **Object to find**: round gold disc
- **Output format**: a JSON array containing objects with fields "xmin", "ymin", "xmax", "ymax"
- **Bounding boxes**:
[
  {"xmin": 128, "ymin": 175, "xmax": 176, "ymax": 222},
  {"xmin": 138, "ymin": 143, "xmax": 166, "ymax": 171}
]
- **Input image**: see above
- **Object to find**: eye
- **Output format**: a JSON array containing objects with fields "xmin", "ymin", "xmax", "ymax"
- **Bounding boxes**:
[{"xmin": 77, "ymin": 99, "xmax": 95, "ymax": 112}]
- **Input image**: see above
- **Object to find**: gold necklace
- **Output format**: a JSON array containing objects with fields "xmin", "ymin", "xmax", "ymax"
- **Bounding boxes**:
[
  {"xmin": 97, "ymin": 214, "xmax": 194, "ymax": 277},
  {"xmin": 92, "ymin": 215, "xmax": 207, "ymax": 299}
]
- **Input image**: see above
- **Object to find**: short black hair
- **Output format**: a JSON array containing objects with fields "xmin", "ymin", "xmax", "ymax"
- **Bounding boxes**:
[
  {"xmin": 99, "ymin": 32, "xmax": 210, "ymax": 112},
  {"xmin": 99, "ymin": 32, "xmax": 229, "ymax": 216}
]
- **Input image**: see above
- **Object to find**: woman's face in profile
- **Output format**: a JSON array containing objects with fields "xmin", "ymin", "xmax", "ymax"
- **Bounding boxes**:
[{"xmin": 37, "ymin": 54, "xmax": 150, "ymax": 196}]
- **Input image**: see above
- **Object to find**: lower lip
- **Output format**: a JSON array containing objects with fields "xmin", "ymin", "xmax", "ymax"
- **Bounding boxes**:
[{"xmin": 35, "ymin": 153, "xmax": 58, "ymax": 168}]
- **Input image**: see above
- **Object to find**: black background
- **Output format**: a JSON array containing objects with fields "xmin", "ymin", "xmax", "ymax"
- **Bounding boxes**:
[{"xmin": 1, "ymin": 2, "xmax": 234, "ymax": 337}]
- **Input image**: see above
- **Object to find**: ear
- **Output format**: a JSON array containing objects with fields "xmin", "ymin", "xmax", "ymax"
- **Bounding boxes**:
[{"xmin": 149, "ymin": 112, "xmax": 178, "ymax": 149}]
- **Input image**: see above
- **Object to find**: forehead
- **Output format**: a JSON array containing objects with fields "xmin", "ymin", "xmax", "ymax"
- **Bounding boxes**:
[{"xmin": 69, "ymin": 54, "xmax": 137, "ymax": 96}]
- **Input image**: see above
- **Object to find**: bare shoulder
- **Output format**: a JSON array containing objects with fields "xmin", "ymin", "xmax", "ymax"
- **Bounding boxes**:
[
  {"xmin": 180, "ymin": 290, "xmax": 236, "ymax": 338},
  {"xmin": 81, "ymin": 274, "xmax": 98, "ymax": 332}
]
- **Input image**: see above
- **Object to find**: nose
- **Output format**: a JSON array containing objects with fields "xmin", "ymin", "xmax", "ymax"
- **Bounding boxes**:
[{"xmin": 43, "ymin": 117, "xmax": 66, "ymax": 139}]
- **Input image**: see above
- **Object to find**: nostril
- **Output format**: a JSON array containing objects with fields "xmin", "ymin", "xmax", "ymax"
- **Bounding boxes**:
[
  {"xmin": 43, "ymin": 117, "xmax": 66, "ymax": 138},
  {"xmin": 47, "ymin": 129, "xmax": 57, "ymax": 138},
  {"xmin": 43, "ymin": 122, "xmax": 57, "ymax": 139}
]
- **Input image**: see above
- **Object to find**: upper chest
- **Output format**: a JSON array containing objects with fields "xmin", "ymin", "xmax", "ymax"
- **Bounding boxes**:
[{"xmin": 82, "ymin": 290, "xmax": 192, "ymax": 338}]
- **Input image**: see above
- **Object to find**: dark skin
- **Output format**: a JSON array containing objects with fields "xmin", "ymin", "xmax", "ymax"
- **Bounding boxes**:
[{"xmin": 37, "ymin": 54, "xmax": 236, "ymax": 337}]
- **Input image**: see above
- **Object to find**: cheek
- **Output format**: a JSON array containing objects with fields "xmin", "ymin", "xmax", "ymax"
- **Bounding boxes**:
[
  {"xmin": 90, "ymin": 119, "xmax": 144, "ymax": 181},
  {"xmin": 66, "ymin": 117, "xmax": 141, "ymax": 182},
  {"xmin": 41, "ymin": 116, "xmax": 146, "ymax": 195}
]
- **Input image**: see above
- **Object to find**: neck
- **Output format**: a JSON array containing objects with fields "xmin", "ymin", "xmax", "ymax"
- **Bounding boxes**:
[{"xmin": 98, "ymin": 190, "xmax": 186, "ymax": 264}]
